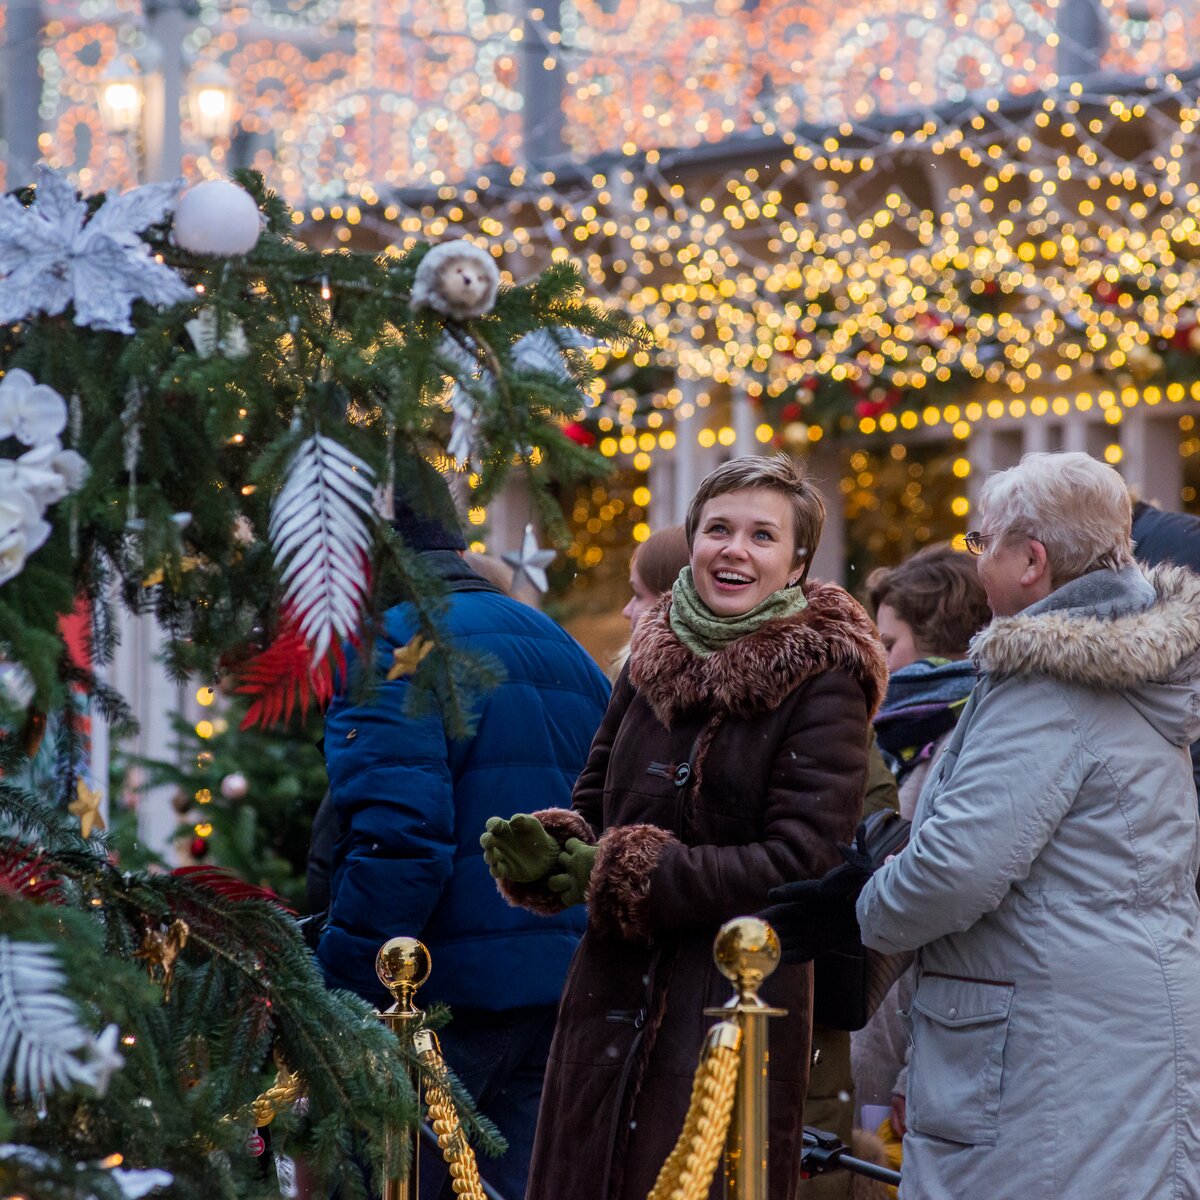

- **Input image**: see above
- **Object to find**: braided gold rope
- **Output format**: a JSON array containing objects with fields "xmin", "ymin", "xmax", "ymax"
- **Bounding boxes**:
[
  {"xmin": 418, "ymin": 1036, "xmax": 488, "ymax": 1200},
  {"xmin": 250, "ymin": 1061, "xmax": 304, "ymax": 1127},
  {"xmin": 646, "ymin": 1022, "xmax": 742, "ymax": 1200}
]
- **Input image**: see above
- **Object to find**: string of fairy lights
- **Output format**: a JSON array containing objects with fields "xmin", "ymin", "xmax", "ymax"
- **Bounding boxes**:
[{"xmin": 16, "ymin": 0, "xmax": 1200, "ymax": 579}]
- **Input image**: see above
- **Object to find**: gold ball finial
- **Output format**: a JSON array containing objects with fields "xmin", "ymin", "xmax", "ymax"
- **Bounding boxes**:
[
  {"xmin": 713, "ymin": 917, "xmax": 780, "ymax": 1005},
  {"xmin": 375, "ymin": 937, "xmax": 431, "ymax": 1011}
]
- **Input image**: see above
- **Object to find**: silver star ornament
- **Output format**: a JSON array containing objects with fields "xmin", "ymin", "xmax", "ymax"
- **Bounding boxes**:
[{"xmin": 502, "ymin": 524, "xmax": 556, "ymax": 594}]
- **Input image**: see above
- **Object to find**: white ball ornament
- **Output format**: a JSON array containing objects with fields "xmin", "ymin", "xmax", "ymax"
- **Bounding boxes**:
[
  {"xmin": 220, "ymin": 771, "xmax": 249, "ymax": 800},
  {"xmin": 173, "ymin": 181, "xmax": 262, "ymax": 257},
  {"xmin": 411, "ymin": 240, "xmax": 500, "ymax": 321}
]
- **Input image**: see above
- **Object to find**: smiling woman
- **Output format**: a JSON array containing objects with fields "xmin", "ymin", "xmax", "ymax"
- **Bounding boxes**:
[{"xmin": 481, "ymin": 453, "xmax": 888, "ymax": 1200}]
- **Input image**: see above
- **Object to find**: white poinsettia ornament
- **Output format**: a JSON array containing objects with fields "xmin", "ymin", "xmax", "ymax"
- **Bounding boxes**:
[
  {"xmin": 411, "ymin": 240, "xmax": 500, "ymax": 321},
  {"xmin": 0, "ymin": 370, "xmax": 67, "ymax": 446},
  {"xmin": 0, "ymin": 165, "xmax": 192, "ymax": 334}
]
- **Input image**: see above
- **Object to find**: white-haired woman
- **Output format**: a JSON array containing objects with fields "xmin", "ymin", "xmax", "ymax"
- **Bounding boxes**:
[{"xmin": 769, "ymin": 451, "xmax": 1200, "ymax": 1199}]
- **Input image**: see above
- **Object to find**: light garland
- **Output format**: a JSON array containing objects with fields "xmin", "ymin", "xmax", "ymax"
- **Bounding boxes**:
[{"xmin": 21, "ymin": 0, "xmax": 1200, "ymax": 578}]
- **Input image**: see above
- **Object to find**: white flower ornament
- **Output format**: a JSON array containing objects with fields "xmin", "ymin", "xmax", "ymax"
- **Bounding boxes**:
[
  {"xmin": 16, "ymin": 440, "xmax": 89, "ymax": 504},
  {"xmin": 0, "ymin": 165, "xmax": 191, "ymax": 334},
  {"xmin": 0, "ymin": 370, "xmax": 67, "ymax": 447}
]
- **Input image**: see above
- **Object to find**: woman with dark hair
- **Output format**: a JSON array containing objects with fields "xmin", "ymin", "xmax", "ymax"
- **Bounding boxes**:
[
  {"xmin": 866, "ymin": 544, "xmax": 991, "ymax": 815},
  {"xmin": 852, "ymin": 543, "xmax": 991, "ymax": 1145}
]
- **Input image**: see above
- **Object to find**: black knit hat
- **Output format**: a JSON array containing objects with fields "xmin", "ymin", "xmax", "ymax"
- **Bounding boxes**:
[{"xmin": 390, "ymin": 455, "xmax": 467, "ymax": 552}]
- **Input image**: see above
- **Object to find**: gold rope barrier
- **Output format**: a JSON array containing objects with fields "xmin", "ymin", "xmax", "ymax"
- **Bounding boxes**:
[
  {"xmin": 249, "ymin": 1058, "xmax": 304, "ymax": 1127},
  {"xmin": 646, "ymin": 1021, "xmax": 742, "ymax": 1200},
  {"xmin": 415, "ymin": 1028, "xmax": 488, "ymax": 1200},
  {"xmin": 377, "ymin": 937, "xmax": 488, "ymax": 1200},
  {"xmin": 645, "ymin": 917, "xmax": 785, "ymax": 1200}
]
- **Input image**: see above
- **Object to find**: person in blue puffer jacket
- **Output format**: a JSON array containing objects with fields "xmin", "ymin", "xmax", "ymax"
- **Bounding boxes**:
[{"xmin": 316, "ymin": 463, "xmax": 609, "ymax": 1200}]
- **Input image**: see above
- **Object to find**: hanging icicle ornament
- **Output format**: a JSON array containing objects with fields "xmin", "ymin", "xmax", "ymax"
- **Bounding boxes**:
[
  {"xmin": 411, "ymin": 240, "xmax": 500, "ymax": 321},
  {"xmin": 437, "ymin": 334, "xmax": 487, "ymax": 471},
  {"xmin": 185, "ymin": 308, "xmax": 250, "ymax": 359},
  {"xmin": 121, "ymin": 382, "xmax": 143, "ymax": 531},
  {"xmin": 0, "ymin": 166, "xmax": 190, "ymax": 334},
  {"xmin": 502, "ymin": 524, "xmax": 556, "ymax": 594},
  {"xmin": 268, "ymin": 432, "xmax": 376, "ymax": 661},
  {"xmin": 372, "ymin": 423, "xmax": 397, "ymax": 521}
]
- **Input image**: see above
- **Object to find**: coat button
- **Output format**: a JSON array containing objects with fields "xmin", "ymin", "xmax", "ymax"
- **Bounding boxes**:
[
  {"xmin": 346, "ymin": 728, "xmax": 358, "ymax": 741},
  {"xmin": 948, "ymin": 1006, "xmax": 958, "ymax": 1019},
  {"xmin": 673, "ymin": 763, "xmax": 691, "ymax": 787}
]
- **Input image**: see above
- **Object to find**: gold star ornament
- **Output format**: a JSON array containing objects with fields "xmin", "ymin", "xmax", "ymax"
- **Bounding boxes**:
[
  {"xmin": 387, "ymin": 635, "xmax": 434, "ymax": 681},
  {"xmin": 69, "ymin": 779, "xmax": 106, "ymax": 838}
]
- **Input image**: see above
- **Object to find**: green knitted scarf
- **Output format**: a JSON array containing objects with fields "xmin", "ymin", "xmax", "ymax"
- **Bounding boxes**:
[{"xmin": 669, "ymin": 566, "xmax": 808, "ymax": 658}]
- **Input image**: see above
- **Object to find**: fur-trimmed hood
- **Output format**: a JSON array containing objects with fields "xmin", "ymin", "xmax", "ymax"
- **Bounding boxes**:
[
  {"xmin": 628, "ymin": 579, "xmax": 887, "ymax": 726},
  {"xmin": 971, "ymin": 562, "xmax": 1200, "ymax": 747}
]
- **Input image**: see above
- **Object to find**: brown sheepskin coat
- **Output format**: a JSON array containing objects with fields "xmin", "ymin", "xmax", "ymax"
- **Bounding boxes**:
[{"xmin": 499, "ymin": 580, "xmax": 887, "ymax": 1200}]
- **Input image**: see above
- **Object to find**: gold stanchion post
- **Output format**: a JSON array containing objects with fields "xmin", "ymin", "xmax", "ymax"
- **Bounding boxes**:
[
  {"xmin": 376, "ymin": 936, "xmax": 432, "ymax": 1200},
  {"xmin": 705, "ymin": 917, "xmax": 785, "ymax": 1200}
]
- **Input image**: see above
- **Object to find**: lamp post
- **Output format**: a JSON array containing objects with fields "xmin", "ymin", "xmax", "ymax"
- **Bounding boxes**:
[{"xmin": 96, "ymin": 35, "xmax": 235, "ymax": 182}]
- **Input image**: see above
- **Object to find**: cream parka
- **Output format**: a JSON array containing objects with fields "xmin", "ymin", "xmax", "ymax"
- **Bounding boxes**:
[{"xmin": 858, "ymin": 563, "xmax": 1200, "ymax": 1200}]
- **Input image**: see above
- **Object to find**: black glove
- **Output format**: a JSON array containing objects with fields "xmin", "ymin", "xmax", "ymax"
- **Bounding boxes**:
[{"xmin": 759, "ymin": 825, "xmax": 875, "ymax": 965}]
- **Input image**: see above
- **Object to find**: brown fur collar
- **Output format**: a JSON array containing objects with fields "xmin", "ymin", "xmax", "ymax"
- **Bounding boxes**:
[{"xmin": 628, "ymin": 579, "xmax": 887, "ymax": 726}]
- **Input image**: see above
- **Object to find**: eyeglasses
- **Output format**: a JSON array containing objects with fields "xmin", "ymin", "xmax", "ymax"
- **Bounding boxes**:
[
  {"xmin": 964, "ymin": 529, "xmax": 1041, "ymax": 556},
  {"xmin": 963, "ymin": 530, "xmax": 994, "ymax": 556}
]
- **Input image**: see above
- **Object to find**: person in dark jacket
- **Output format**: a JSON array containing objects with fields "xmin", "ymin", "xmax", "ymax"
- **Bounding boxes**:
[
  {"xmin": 315, "ymin": 463, "xmax": 610, "ymax": 1200},
  {"xmin": 1132, "ymin": 498, "xmax": 1200, "ymax": 800},
  {"xmin": 482, "ymin": 454, "xmax": 887, "ymax": 1200}
]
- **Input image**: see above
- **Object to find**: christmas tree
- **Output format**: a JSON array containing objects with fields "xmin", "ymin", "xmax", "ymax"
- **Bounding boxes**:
[
  {"xmin": 116, "ymin": 700, "xmax": 328, "ymax": 913},
  {"xmin": 0, "ymin": 166, "xmax": 638, "ymax": 1197}
]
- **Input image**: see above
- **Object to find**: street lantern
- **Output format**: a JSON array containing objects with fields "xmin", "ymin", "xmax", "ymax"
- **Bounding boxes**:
[
  {"xmin": 97, "ymin": 58, "xmax": 143, "ymax": 136},
  {"xmin": 187, "ymin": 66, "xmax": 235, "ymax": 141}
]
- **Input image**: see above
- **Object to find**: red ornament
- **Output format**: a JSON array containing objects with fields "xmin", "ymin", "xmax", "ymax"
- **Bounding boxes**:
[
  {"xmin": 234, "ymin": 610, "xmax": 343, "ymax": 730},
  {"xmin": 190, "ymin": 835, "xmax": 210, "ymax": 860},
  {"xmin": 0, "ymin": 841, "xmax": 61, "ymax": 901},
  {"xmin": 173, "ymin": 865, "xmax": 294, "ymax": 913},
  {"xmin": 780, "ymin": 402, "xmax": 802, "ymax": 421},
  {"xmin": 245, "ymin": 1132, "xmax": 266, "ymax": 1157},
  {"xmin": 562, "ymin": 422, "xmax": 596, "ymax": 448}
]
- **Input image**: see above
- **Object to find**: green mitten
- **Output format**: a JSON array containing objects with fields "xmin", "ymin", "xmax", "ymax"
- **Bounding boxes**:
[
  {"xmin": 547, "ymin": 838, "xmax": 598, "ymax": 908},
  {"xmin": 479, "ymin": 813, "xmax": 560, "ymax": 882}
]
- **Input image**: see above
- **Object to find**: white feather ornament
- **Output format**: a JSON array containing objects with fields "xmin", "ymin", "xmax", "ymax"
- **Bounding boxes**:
[
  {"xmin": 269, "ymin": 434, "xmax": 376, "ymax": 661},
  {"xmin": 0, "ymin": 939, "xmax": 110, "ymax": 1100}
]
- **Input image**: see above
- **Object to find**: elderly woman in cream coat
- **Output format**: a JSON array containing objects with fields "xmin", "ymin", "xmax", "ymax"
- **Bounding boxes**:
[{"xmin": 856, "ymin": 451, "xmax": 1200, "ymax": 1200}]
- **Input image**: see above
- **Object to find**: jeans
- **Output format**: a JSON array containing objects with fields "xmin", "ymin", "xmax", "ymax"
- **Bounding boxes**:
[{"xmin": 419, "ymin": 1004, "xmax": 557, "ymax": 1200}]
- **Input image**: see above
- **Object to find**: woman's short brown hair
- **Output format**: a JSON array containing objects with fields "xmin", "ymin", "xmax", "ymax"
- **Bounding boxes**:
[
  {"xmin": 632, "ymin": 525, "xmax": 690, "ymax": 597},
  {"xmin": 866, "ymin": 543, "xmax": 991, "ymax": 658},
  {"xmin": 684, "ymin": 454, "xmax": 826, "ymax": 581}
]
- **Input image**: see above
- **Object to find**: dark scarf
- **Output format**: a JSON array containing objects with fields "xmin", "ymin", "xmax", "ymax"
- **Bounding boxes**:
[{"xmin": 873, "ymin": 657, "xmax": 977, "ymax": 781}]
